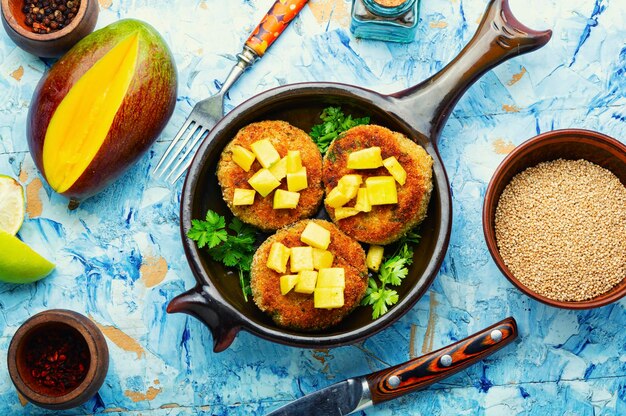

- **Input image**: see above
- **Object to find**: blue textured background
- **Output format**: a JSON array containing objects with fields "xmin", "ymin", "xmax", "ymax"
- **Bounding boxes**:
[{"xmin": 1, "ymin": 0, "xmax": 625, "ymax": 414}]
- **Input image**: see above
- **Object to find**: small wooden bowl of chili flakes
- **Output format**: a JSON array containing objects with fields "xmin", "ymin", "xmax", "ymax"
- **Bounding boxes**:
[
  {"xmin": 1, "ymin": 0, "xmax": 98, "ymax": 58},
  {"xmin": 8, "ymin": 309, "xmax": 109, "ymax": 410}
]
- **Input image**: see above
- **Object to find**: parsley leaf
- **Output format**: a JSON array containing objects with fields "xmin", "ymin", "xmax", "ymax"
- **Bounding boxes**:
[
  {"xmin": 362, "ymin": 230, "xmax": 420, "ymax": 319},
  {"xmin": 309, "ymin": 106, "xmax": 370, "ymax": 154},
  {"xmin": 187, "ymin": 210, "xmax": 257, "ymax": 301}
]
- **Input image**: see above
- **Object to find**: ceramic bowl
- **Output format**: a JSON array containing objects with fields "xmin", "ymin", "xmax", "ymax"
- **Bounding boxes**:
[
  {"xmin": 483, "ymin": 129, "xmax": 626, "ymax": 309},
  {"xmin": 1, "ymin": 0, "xmax": 98, "ymax": 58},
  {"xmin": 7, "ymin": 309, "xmax": 109, "ymax": 410}
]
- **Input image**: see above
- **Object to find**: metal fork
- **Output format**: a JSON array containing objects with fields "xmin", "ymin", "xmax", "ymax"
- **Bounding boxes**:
[{"xmin": 153, "ymin": 0, "xmax": 310, "ymax": 183}]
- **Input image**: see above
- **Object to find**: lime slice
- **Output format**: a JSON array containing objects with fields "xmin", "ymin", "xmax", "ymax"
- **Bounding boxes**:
[
  {"xmin": 0, "ymin": 175, "xmax": 25, "ymax": 235},
  {"xmin": 0, "ymin": 230, "xmax": 55, "ymax": 284}
]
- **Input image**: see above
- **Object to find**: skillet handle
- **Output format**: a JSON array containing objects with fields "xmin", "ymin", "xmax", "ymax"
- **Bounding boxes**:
[
  {"xmin": 392, "ymin": 0, "xmax": 552, "ymax": 139},
  {"xmin": 167, "ymin": 285, "xmax": 242, "ymax": 353},
  {"xmin": 365, "ymin": 317, "xmax": 518, "ymax": 404}
]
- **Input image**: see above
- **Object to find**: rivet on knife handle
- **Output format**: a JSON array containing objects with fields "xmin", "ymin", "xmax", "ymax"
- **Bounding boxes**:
[
  {"xmin": 246, "ymin": 0, "xmax": 309, "ymax": 57},
  {"xmin": 365, "ymin": 317, "xmax": 518, "ymax": 404}
]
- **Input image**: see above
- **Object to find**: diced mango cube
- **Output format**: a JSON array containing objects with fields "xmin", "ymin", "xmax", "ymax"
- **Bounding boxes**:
[
  {"xmin": 313, "ymin": 248, "xmax": 334, "ymax": 270},
  {"xmin": 314, "ymin": 287, "xmax": 344, "ymax": 309},
  {"xmin": 383, "ymin": 156, "xmax": 407, "ymax": 186},
  {"xmin": 231, "ymin": 145, "xmax": 256, "ymax": 172},
  {"xmin": 325, "ymin": 186, "xmax": 351, "ymax": 208},
  {"xmin": 233, "ymin": 188, "xmax": 256, "ymax": 206},
  {"xmin": 286, "ymin": 150, "xmax": 302, "ymax": 173},
  {"xmin": 347, "ymin": 147, "xmax": 383, "ymax": 169},
  {"xmin": 269, "ymin": 156, "xmax": 288, "ymax": 181},
  {"xmin": 366, "ymin": 245, "xmax": 385, "ymax": 272},
  {"xmin": 295, "ymin": 270, "xmax": 318, "ymax": 294},
  {"xmin": 366, "ymin": 176, "xmax": 398, "ymax": 205},
  {"xmin": 290, "ymin": 246, "xmax": 314, "ymax": 272},
  {"xmin": 250, "ymin": 139, "xmax": 281, "ymax": 168},
  {"xmin": 280, "ymin": 274, "xmax": 299, "ymax": 295},
  {"xmin": 337, "ymin": 174, "xmax": 362, "ymax": 200},
  {"xmin": 335, "ymin": 207, "xmax": 360, "ymax": 220},
  {"xmin": 273, "ymin": 189, "xmax": 300, "ymax": 209},
  {"xmin": 354, "ymin": 188, "xmax": 371, "ymax": 212},
  {"xmin": 287, "ymin": 167, "xmax": 308, "ymax": 192},
  {"xmin": 248, "ymin": 168, "xmax": 281, "ymax": 197},
  {"xmin": 267, "ymin": 242, "xmax": 291, "ymax": 274},
  {"xmin": 317, "ymin": 268, "xmax": 345, "ymax": 289},
  {"xmin": 300, "ymin": 222, "xmax": 331, "ymax": 250}
]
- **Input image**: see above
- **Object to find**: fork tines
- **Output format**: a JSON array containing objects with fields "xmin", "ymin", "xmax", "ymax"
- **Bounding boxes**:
[{"xmin": 153, "ymin": 117, "xmax": 210, "ymax": 184}]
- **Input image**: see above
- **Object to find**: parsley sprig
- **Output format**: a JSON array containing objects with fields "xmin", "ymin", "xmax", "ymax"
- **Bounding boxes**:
[
  {"xmin": 362, "ymin": 230, "xmax": 421, "ymax": 319},
  {"xmin": 309, "ymin": 107, "xmax": 370, "ymax": 154},
  {"xmin": 187, "ymin": 210, "xmax": 257, "ymax": 301}
]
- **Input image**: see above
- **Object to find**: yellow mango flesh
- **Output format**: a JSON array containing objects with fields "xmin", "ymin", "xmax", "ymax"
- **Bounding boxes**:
[
  {"xmin": 314, "ymin": 287, "xmax": 344, "ymax": 309},
  {"xmin": 335, "ymin": 207, "xmax": 360, "ymax": 220},
  {"xmin": 232, "ymin": 145, "xmax": 256, "ymax": 172},
  {"xmin": 248, "ymin": 168, "xmax": 281, "ymax": 197},
  {"xmin": 233, "ymin": 188, "xmax": 256, "ymax": 206},
  {"xmin": 366, "ymin": 245, "xmax": 385, "ymax": 271},
  {"xmin": 300, "ymin": 222, "xmax": 331, "ymax": 250},
  {"xmin": 312, "ymin": 248, "xmax": 334, "ymax": 270},
  {"xmin": 316, "ymin": 268, "xmax": 345, "ymax": 289},
  {"xmin": 290, "ymin": 246, "xmax": 314, "ymax": 272},
  {"xmin": 273, "ymin": 189, "xmax": 300, "ymax": 209},
  {"xmin": 295, "ymin": 270, "xmax": 318, "ymax": 294},
  {"xmin": 354, "ymin": 188, "xmax": 371, "ymax": 212},
  {"xmin": 325, "ymin": 186, "xmax": 351, "ymax": 208},
  {"xmin": 280, "ymin": 274, "xmax": 299, "ymax": 295},
  {"xmin": 43, "ymin": 34, "xmax": 140, "ymax": 193},
  {"xmin": 347, "ymin": 147, "xmax": 383, "ymax": 169},
  {"xmin": 383, "ymin": 156, "xmax": 407, "ymax": 185},
  {"xmin": 287, "ymin": 167, "xmax": 308, "ymax": 192},
  {"xmin": 269, "ymin": 156, "xmax": 288, "ymax": 180},
  {"xmin": 250, "ymin": 139, "xmax": 280, "ymax": 169},
  {"xmin": 267, "ymin": 242, "xmax": 290, "ymax": 274},
  {"xmin": 366, "ymin": 176, "xmax": 398, "ymax": 205},
  {"xmin": 286, "ymin": 150, "xmax": 302, "ymax": 173}
]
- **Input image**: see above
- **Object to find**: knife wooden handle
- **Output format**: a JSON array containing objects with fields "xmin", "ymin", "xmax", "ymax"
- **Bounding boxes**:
[
  {"xmin": 245, "ymin": 0, "xmax": 309, "ymax": 57},
  {"xmin": 365, "ymin": 317, "xmax": 518, "ymax": 404}
]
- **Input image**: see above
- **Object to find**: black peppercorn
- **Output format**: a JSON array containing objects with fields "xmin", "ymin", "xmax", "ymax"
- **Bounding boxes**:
[{"xmin": 22, "ymin": 0, "xmax": 81, "ymax": 34}]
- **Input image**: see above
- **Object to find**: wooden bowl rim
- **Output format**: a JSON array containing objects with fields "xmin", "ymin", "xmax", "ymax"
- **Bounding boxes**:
[
  {"xmin": 1, "ymin": 0, "xmax": 89, "ymax": 42},
  {"xmin": 7, "ymin": 309, "xmax": 108, "ymax": 406},
  {"xmin": 483, "ymin": 128, "xmax": 626, "ymax": 309}
]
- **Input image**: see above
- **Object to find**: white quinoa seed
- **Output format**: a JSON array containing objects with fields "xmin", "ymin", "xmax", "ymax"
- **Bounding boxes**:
[{"xmin": 494, "ymin": 159, "xmax": 626, "ymax": 302}]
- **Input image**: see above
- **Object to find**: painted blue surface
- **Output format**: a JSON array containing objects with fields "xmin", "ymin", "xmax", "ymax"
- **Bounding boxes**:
[{"xmin": 1, "ymin": 0, "xmax": 625, "ymax": 414}]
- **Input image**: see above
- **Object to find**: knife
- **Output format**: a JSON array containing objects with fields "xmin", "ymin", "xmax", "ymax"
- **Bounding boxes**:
[{"xmin": 266, "ymin": 317, "xmax": 518, "ymax": 415}]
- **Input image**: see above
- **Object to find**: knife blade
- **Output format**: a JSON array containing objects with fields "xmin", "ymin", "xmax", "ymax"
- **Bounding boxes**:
[{"xmin": 266, "ymin": 317, "xmax": 518, "ymax": 415}]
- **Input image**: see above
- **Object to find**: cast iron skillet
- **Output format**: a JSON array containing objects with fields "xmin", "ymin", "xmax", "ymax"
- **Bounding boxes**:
[{"xmin": 167, "ymin": 0, "xmax": 552, "ymax": 352}]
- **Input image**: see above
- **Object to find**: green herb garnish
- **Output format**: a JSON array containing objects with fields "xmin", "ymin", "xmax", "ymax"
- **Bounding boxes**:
[
  {"xmin": 309, "ymin": 107, "xmax": 370, "ymax": 154},
  {"xmin": 187, "ymin": 210, "xmax": 256, "ymax": 301},
  {"xmin": 362, "ymin": 231, "xmax": 420, "ymax": 319}
]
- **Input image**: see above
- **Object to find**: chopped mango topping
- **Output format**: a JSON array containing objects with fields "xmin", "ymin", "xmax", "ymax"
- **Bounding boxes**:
[
  {"xmin": 313, "ymin": 248, "xmax": 334, "ymax": 270},
  {"xmin": 250, "ymin": 139, "xmax": 280, "ymax": 168},
  {"xmin": 325, "ymin": 186, "xmax": 351, "ymax": 208},
  {"xmin": 233, "ymin": 188, "xmax": 256, "ymax": 206},
  {"xmin": 248, "ymin": 168, "xmax": 281, "ymax": 197},
  {"xmin": 287, "ymin": 167, "xmax": 308, "ymax": 192},
  {"xmin": 337, "ymin": 174, "xmax": 362, "ymax": 200},
  {"xmin": 347, "ymin": 147, "xmax": 383, "ymax": 169},
  {"xmin": 232, "ymin": 145, "xmax": 256, "ymax": 172},
  {"xmin": 366, "ymin": 245, "xmax": 385, "ymax": 272},
  {"xmin": 286, "ymin": 150, "xmax": 302, "ymax": 173},
  {"xmin": 300, "ymin": 222, "xmax": 331, "ymax": 250},
  {"xmin": 383, "ymin": 156, "xmax": 407, "ymax": 185},
  {"xmin": 314, "ymin": 287, "xmax": 344, "ymax": 309},
  {"xmin": 335, "ymin": 207, "xmax": 360, "ymax": 220},
  {"xmin": 269, "ymin": 156, "xmax": 288, "ymax": 181},
  {"xmin": 280, "ymin": 274, "xmax": 299, "ymax": 295},
  {"xmin": 295, "ymin": 270, "xmax": 318, "ymax": 294},
  {"xmin": 290, "ymin": 246, "xmax": 314, "ymax": 272},
  {"xmin": 317, "ymin": 268, "xmax": 345, "ymax": 289},
  {"xmin": 366, "ymin": 176, "xmax": 398, "ymax": 205},
  {"xmin": 273, "ymin": 189, "xmax": 300, "ymax": 209},
  {"xmin": 354, "ymin": 188, "xmax": 371, "ymax": 212},
  {"xmin": 267, "ymin": 242, "xmax": 290, "ymax": 274}
]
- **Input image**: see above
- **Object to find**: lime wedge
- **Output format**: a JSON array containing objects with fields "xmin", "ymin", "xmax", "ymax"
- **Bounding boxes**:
[
  {"xmin": 0, "ymin": 175, "xmax": 25, "ymax": 235},
  {"xmin": 0, "ymin": 230, "xmax": 55, "ymax": 284}
]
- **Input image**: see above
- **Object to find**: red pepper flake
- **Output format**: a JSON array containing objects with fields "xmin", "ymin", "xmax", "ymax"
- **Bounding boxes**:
[{"xmin": 23, "ymin": 325, "xmax": 90, "ymax": 396}]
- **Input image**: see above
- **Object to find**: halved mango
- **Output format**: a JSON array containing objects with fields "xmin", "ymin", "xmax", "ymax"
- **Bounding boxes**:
[{"xmin": 43, "ymin": 34, "xmax": 140, "ymax": 193}]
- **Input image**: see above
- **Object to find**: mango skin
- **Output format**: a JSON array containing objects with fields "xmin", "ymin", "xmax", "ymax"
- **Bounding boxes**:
[{"xmin": 27, "ymin": 19, "xmax": 177, "ymax": 202}]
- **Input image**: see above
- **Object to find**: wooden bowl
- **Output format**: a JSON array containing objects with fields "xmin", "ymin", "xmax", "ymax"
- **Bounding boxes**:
[
  {"xmin": 483, "ymin": 129, "xmax": 626, "ymax": 309},
  {"xmin": 1, "ymin": 0, "xmax": 98, "ymax": 58},
  {"xmin": 7, "ymin": 309, "xmax": 109, "ymax": 410}
]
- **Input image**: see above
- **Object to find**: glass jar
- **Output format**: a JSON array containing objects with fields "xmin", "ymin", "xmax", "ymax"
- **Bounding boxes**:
[{"xmin": 350, "ymin": 0, "xmax": 420, "ymax": 43}]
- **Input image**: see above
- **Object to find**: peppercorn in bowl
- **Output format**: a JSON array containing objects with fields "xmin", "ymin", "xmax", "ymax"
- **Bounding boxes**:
[{"xmin": 1, "ymin": 0, "xmax": 98, "ymax": 58}]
